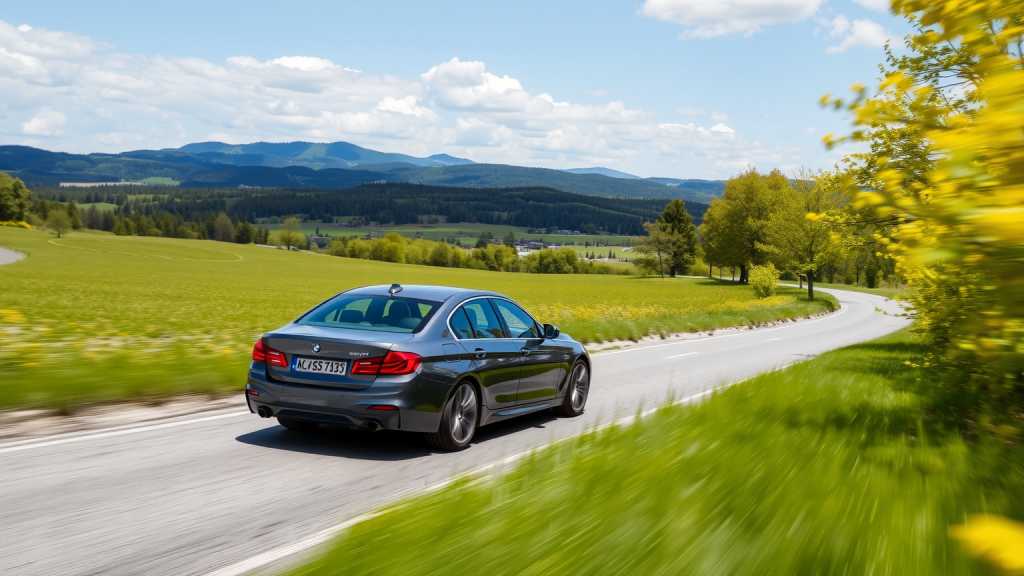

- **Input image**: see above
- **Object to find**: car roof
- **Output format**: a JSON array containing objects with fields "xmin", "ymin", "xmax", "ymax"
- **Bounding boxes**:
[{"xmin": 344, "ymin": 284, "xmax": 502, "ymax": 302}]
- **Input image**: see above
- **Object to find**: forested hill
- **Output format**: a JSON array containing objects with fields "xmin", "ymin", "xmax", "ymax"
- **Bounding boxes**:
[
  {"xmin": 34, "ymin": 182, "xmax": 708, "ymax": 235},
  {"xmin": 0, "ymin": 144, "xmax": 724, "ymax": 203}
]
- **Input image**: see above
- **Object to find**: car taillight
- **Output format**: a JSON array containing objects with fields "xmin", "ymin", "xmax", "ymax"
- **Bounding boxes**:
[
  {"xmin": 351, "ymin": 352, "xmax": 421, "ymax": 376},
  {"xmin": 252, "ymin": 339, "xmax": 287, "ymax": 367},
  {"xmin": 379, "ymin": 351, "xmax": 422, "ymax": 375},
  {"xmin": 351, "ymin": 357, "xmax": 382, "ymax": 375}
]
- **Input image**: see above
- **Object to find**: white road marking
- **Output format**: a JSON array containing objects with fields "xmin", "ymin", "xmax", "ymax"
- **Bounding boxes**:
[
  {"xmin": 592, "ymin": 303, "xmax": 848, "ymax": 358},
  {"xmin": 0, "ymin": 411, "xmax": 249, "ymax": 455},
  {"xmin": 665, "ymin": 352, "xmax": 698, "ymax": 359}
]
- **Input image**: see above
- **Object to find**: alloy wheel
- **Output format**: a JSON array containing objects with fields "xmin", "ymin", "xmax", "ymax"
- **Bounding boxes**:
[
  {"xmin": 570, "ymin": 363, "xmax": 589, "ymax": 411},
  {"xmin": 450, "ymin": 384, "xmax": 478, "ymax": 444}
]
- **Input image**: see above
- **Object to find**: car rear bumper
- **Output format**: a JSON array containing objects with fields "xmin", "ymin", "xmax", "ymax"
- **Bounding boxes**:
[{"xmin": 244, "ymin": 367, "xmax": 447, "ymax": 433}]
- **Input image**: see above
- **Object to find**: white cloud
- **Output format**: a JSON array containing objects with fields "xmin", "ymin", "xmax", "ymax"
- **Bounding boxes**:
[
  {"xmin": 822, "ymin": 16, "xmax": 892, "ymax": 52},
  {"xmin": 676, "ymin": 107, "xmax": 730, "ymax": 122},
  {"xmin": 0, "ymin": 20, "xmax": 813, "ymax": 178},
  {"xmin": 852, "ymin": 0, "xmax": 891, "ymax": 12},
  {"xmin": 21, "ymin": 107, "xmax": 66, "ymax": 135},
  {"xmin": 641, "ymin": 0, "xmax": 825, "ymax": 38}
]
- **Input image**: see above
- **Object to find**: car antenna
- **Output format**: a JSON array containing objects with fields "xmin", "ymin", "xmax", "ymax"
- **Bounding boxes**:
[{"xmin": 388, "ymin": 283, "xmax": 403, "ymax": 297}]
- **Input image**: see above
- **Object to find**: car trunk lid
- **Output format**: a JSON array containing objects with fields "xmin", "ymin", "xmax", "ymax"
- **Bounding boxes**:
[{"xmin": 262, "ymin": 324, "xmax": 414, "ymax": 390}]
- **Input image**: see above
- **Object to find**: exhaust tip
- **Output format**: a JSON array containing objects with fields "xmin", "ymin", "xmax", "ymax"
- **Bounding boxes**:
[
  {"xmin": 366, "ymin": 420, "xmax": 383, "ymax": 432},
  {"xmin": 257, "ymin": 406, "xmax": 273, "ymax": 418}
]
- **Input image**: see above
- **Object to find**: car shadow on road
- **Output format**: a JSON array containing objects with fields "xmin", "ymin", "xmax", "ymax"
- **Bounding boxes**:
[{"xmin": 234, "ymin": 410, "xmax": 558, "ymax": 461}]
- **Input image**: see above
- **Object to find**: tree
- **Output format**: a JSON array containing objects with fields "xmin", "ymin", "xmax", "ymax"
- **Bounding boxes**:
[
  {"xmin": 0, "ymin": 172, "xmax": 31, "ymax": 222},
  {"xmin": 475, "ymin": 231, "xmax": 494, "ymax": 249},
  {"xmin": 657, "ymin": 198, "xmax": 698, "ymax": 277},
  {"xmin": 45, "ymin": 210, "xmax": 72, "ymax": 238},
  {"xmin": 234, "ymin": 221, "xmax": 255, "ymax": 244},
  {"xmin": 503, "ymin": 231, "xmax": 516, "ymax": 248},
  {"xmin": 824, "ymin": 0, "xmax": 1024, "ymax": 420},
  {"xmin": 634, "ymin": 221, "xmax": 677, "ymax": 279},
  {"xmin": 280, "ymin": 217, "xmax": 302, "ymax": 250},
  {"xmin": 429, "ymin": 242, "xmax": 453, "ymax": 267},
  {"xmin": 761, "ymin": 170, "xmax": 847, "ymax": 299},
  {"xmin": 213, "ymin": 213, "xmax": 235, "ymax": 242},
  {"xmin": 66, "ymin": 201, "xmax": 82, "ymax": 229},
  {"xmin": 697, "ymin": 169, "xmax": 789, "ymax": 283}
]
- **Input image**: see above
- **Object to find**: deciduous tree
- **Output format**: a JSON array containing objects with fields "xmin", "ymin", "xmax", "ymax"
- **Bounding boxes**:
[{"xmin": 46, "ymin": 210, "xmax": 72, "ymax": 238}]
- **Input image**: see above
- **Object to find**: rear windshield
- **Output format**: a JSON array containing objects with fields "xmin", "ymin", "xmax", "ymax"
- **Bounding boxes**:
[{"xmin": 297, "ymin": 295, "xmax": 441, "ymax": 333}]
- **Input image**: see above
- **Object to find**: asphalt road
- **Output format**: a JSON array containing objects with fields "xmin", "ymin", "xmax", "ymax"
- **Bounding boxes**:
[
  {"xmin": 0, "ymin": 246, "xmax": 24, "ymax": 266},
  {"xmin": 0, "ymin": 288, "xmax": 910, "ymax": 576}
]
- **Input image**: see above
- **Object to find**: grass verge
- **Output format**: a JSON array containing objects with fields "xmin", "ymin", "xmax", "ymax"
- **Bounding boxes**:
[
  {"xmin": 0, "ymin": 228, "xmax": 834, "ymax": 410},
  {"xmin": 287, "ymin": 329, "xmax": 1024, "ymax": 576}
]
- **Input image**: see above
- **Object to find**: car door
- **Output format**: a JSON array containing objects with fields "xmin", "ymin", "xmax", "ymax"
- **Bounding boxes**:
[
  {"xmin": 490, "ymin": 298, "xmax": 563, "ymax": 405},
  {"xmin": 453, "ymin": 299, "xmax": 521, "ymax": 409}
]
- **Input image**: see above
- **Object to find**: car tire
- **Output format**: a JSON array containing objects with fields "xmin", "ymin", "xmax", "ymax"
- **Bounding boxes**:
[
  {"xmin": 277, "ymin": 417, "xmax": 320, "ymax": 432},
  {"xmin": 554, "ymin": 359, "xmax": 589, "ymax": 417},
  {"xmin": 426, "ymin": 381, "xmax": 479, "ymax": 451}
]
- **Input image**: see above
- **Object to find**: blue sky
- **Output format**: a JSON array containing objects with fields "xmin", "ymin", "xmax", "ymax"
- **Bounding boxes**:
[{"xmin": 0, "ymin": 0, "xmax": 909, "ymax": 178}]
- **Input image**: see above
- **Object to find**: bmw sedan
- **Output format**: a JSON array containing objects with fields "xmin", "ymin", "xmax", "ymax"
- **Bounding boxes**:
[{"xmin": 245, "ymin": 284, "xmax": 591, "ymax": 451}]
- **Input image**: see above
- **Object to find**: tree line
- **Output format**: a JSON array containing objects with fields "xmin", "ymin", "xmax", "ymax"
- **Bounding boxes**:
[{"xmin": 27, "ymin": 182, "xmax": 706, "ymax": 236}]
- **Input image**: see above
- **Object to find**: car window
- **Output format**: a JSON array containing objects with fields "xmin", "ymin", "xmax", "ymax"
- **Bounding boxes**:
[
  {"xmin": 449, "ymin": 308, "xmax": 474, "ymax": 339},
  {"xmin": 461, "ymin": 300, "xmax": 505, "ymax": 339},
  {"xmin": 297, "ymin": 295, "xmax": 440, "ymax": 333},
  {"xmin": 492, "ymin": 299, "xmax": 541, "ymax": 338}
]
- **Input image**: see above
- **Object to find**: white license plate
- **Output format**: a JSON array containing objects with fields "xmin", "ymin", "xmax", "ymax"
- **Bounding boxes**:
[{"xmin": 292, "ymin": 357, "xmax": 347, "ymax": 375}]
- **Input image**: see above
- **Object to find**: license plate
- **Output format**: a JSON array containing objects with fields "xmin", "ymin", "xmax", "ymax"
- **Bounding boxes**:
[{"xmin": 292, "ymin": 357, "xmax": 347, "ymax": 375}]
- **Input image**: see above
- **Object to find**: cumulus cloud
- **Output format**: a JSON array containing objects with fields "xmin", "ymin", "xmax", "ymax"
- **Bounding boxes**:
[
  {"xmin": 677, "ymin": 107, "xmax": 730, "ymax": 122},
  {"xmin": 852, "ymin": 0, "xmax": 891, "ymax": 12},
  {"xmin": 641, "ymin": 0, "xmax": 824, "ymax": 38},
  {"xmin": 21, "ymin": 107, "xmax": 66, "ymax": 135},
  {"xmin": 0, "ymin": 20, "xmax": 810, "ymax": 178},
  {"xmin": 821, "ymin": 15, "xmax": 892, "ymax": 52}
]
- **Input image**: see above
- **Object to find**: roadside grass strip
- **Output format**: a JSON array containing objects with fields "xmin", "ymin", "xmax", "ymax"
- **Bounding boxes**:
[
  {"xmin": 283, "ymin": 329, "xmax": 1024, "ymax": 576},
  {"xmin": 0, "ymin": 227, "xmax": 835, "ymax": 410}
]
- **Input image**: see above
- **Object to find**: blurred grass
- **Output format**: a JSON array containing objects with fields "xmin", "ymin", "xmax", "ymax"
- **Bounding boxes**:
[
  {"xmin": 288, "ymin": 329, "xmax": 1024, "ymax": 576},
  {"xmin": 0, "ymin": 227, "xmax": 834, "ymax": 410}
]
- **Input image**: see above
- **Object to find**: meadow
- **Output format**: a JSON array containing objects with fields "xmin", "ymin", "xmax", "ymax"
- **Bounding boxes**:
[
  {"xmin": 287, "ymin": 329, "xmax": 1024, "ymax": 576},
  {"xmin": 265, "ymin": 221, "xmax": 632, "ymax": 246},
  {"xmin": 0, "ymin": 227, "xmax": 833, "ymax": 410}
]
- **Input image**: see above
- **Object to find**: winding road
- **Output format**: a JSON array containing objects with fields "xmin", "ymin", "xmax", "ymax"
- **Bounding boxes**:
[
  {"xmin": 0, "ymin": 287, "xmax": 909, "ymax": 576},
  {"xmin": 0, "ymin": 246, "xmax": 24, "ymax": 266}
]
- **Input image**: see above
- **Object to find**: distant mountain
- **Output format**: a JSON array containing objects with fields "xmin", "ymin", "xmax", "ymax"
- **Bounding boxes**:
[
  {"xmin": 0, "ymin": 142, "xmax": 724, "ymax": 203},
  {"xmin": 564, "ymin": 167, "xmax": 641, "ymax": 180},
  {"xmin": 175, "ymin": 141, "xmax": 475, "ymax": 169}
]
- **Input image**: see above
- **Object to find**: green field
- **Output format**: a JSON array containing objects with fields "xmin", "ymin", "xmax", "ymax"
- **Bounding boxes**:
[
  {"xmin": 77, "ymin": 202, "xmax": 119, "ymax": 212},
  {"xmin": 265, "ymin": 221, "xmax": 633, "ymax": 246},
  {"xmin": 0, "ymin": 228, "xmax": 834, "ymax": 410},
  {"xmin": 287, "ymin": 329, "xmax": 1024, "ymax": 576},
  {"xmin": 137, "ymin": 177, "xmax": 180, "ymax": 186}
]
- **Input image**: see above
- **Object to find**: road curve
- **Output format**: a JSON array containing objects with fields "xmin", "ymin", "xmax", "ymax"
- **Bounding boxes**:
[
  {"xmin": 0, "ymin": 246, "xmax": 24, "ymax": 266},
  {"xmin": 0, "ymin": 288, "xmax": 909, "ymax": 576}
]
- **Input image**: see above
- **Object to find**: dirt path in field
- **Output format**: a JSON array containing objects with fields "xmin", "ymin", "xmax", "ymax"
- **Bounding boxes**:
[{"xmin": 0, "ymin": 246, "xmax": 24, "ymax": 266}]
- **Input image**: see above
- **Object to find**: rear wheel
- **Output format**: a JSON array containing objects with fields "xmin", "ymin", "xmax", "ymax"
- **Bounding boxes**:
[
  {"xmin": 554, "ymin": 360, "xmax": 589, "ymax": 417},
  {"xmin": 426, "ymin": 381, "xmax": 479, "ymax": 451},
  {"xmin": 277, "ymin": 417, "xmax": 320, "ymax": 433}
]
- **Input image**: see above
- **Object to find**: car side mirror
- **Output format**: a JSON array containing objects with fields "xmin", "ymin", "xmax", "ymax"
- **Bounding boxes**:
[{"xmin": 543, "ymin": 324, "xmax": 560, "ymax": 339}]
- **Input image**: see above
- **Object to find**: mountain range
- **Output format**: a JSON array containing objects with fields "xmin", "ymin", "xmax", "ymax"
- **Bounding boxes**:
[{"xmin": 0, "ymin": 141, "xmax": 725, "ymax": 204}]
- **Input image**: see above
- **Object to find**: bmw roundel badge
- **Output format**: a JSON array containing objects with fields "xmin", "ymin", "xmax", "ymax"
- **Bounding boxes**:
[{"xmin": 312, "ymin": 342, "xmax": 321, "ymax": 353}]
